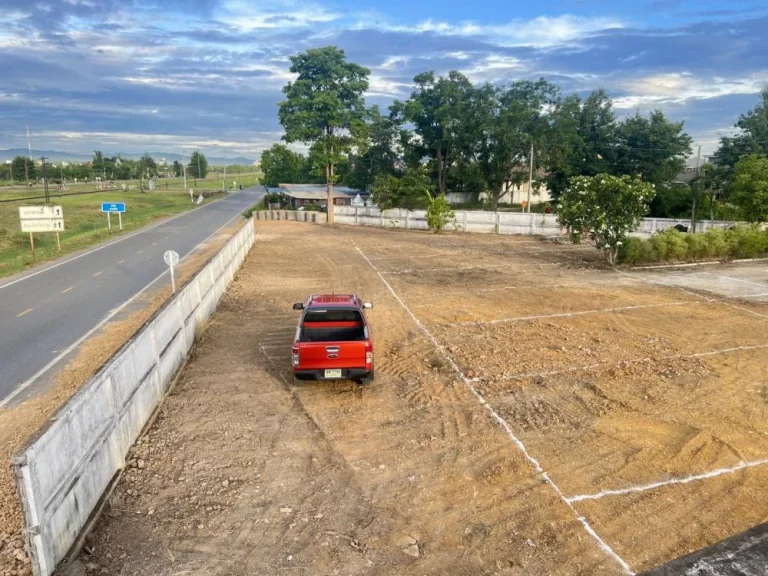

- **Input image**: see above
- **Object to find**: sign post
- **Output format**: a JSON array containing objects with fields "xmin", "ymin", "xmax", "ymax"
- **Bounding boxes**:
[
  {"xmin": 101, "ymin": 202, "xmax": 126, "ymax": 231},
  {"xmin": 19, "ymin": 206, "xmax": 65, "ymax": 257},
  {"xmin": 164, "ymin": 250, "xmax": 180, "ymax": 293}
]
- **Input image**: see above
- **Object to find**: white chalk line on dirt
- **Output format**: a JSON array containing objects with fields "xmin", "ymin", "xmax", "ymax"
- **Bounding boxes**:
[
  {"xmin": 353, "ymin": 242, "xmax": 635, "ymax": 575},
  {"xmin": 566, "ymin": 459, "xmax": 768, "ymax": 503},
  {"xmin": 445, "ymin": 300, "xmax": 696, "ymax": 327},
  {"xmin": 702, "ymin": 271, "xmax": 768, "ymax": 290},
  {"xmin": 623, "ymin": 271, "xmax": 768, "ymax": 319},
  {"xmin": 384, "ymin": 263, "xmax": 560, "ymax": 275},
  {"xmin": 498, "ymin": 342, "xmax": 768, "ymax": 381},
  {"xmin": 476, "ymin": 280, "xmax": 634, "ymax": 294}
]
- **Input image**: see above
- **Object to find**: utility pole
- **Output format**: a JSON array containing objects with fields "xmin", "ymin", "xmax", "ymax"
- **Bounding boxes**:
[
  {"xmin": 223, "ymin": 164, "xmax": 227, "ymax": 191},
  {"xmin": 526, "ymin": 141, "xmax": 534, "ymax": 213},
  {"xmin": 24, "ymin": 158, "xmax": 29, "ymax": 188},
  {"xmin": 40, "ymin": 156, "xmax": 49, "ymax": 203},
  {"xmin": 26, "ymin": 124, "xmax": 32, "ymax": 159},
  {"xmin": 181, "ymin": 150, "xmax": 187, "ymax": 189},
  {"xmin": 691, "ymin": 144, "xmax": 701, "ymax": 233},
  {"xmin": 196, "ymin": 149, "xmax": 202, "ymax": 181}
]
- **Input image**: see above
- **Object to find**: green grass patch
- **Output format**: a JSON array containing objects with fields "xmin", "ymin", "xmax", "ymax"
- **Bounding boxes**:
[
  {"xmin": 0, "ymin": 189, "xmax": 226, "ymax": 279},
  {"xmin": 619, "ymin": 225, "xmax": 768, "ymax": 265}
]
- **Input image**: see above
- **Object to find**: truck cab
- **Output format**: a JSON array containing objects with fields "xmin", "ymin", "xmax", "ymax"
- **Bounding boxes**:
[{"xmin": 291, "ymin": 294, "xmax": 374, "ymax": 384}]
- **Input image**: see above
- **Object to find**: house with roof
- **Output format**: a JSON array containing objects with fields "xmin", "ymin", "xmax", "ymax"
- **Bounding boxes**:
[{"xmin": 270, "ymin": 183, "xmax": 371, "ymax": 209}]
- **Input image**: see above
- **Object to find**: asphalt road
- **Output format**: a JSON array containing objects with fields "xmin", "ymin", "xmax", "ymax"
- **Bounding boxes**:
[{"xmin": 0, "ymin": 186, "xmax": 263, "ymax": 406}]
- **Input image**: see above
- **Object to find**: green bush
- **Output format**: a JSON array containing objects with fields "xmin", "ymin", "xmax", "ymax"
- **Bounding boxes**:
[
  {"xmin": 618, "ymin": 237, "xmax": 655, "ymax": 264},
  {"xmin": 649, "ymin": 229, "xmax": 688, "ymax": 261},
  {"xmin": 425, "ymin": 193, "xmax": 456, "ymax": 233},
  {"xmin": 618, "ymin": 225, "xmax": 768, "ymax": 264},
  {"xmin": 703, "ymin": 228, "xmax": 729, "ymax": 258},
  {"xmin": 684, "ymin": 232, "xmax": 709, "ymax": 260}
]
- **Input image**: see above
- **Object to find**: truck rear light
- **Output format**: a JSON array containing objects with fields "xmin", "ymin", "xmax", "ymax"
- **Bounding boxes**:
[
  {"xmin": 292, "ymin": 346, "xmax": 300, "ymax": 367},
  {"xmin": 365, "ymin": 351, "xmax": 373, "ymax": 364}
]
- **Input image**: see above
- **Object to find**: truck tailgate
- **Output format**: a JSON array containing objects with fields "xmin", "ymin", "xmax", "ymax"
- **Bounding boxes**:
[{"xmin": 298, "ymin": 341, "xmax": 368, "ymax": 369}]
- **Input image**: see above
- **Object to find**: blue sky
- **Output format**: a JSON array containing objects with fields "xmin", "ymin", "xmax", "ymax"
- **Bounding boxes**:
[{"xmin": 1, "ymin": 0, "xmax": 766, "ymax": 160}]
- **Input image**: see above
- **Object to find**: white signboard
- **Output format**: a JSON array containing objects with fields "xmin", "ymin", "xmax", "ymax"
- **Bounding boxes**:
[
  {"xmin": 19, "ymin": 205, "xmax": 63, "ymax": 219},
  {"xmin": 21, "ymin": 219, "xmax": 66, "ymax": 233},
  {"xmin": 19, "ymin": 205, "xmax": 65, "ymax": 233},
  {"xmin": 163, "ymin": 250, "xmax": 180, "ymax": 266}
]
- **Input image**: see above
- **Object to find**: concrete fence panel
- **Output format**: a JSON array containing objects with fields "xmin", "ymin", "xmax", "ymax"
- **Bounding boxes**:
[{"xmin": 13, "ymin": 219, "xmax": 256, "ymax": 576}]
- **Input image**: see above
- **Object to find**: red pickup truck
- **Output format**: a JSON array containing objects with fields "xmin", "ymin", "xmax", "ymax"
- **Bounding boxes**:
[{"xmin": 291, "ymin": 294, "xmax": 374, "ymax": 384}]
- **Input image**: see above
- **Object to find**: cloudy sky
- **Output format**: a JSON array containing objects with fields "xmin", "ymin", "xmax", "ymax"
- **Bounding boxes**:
[{"xmin": 1, "ymin": 0, "xmax": 766, "ymax": 160}]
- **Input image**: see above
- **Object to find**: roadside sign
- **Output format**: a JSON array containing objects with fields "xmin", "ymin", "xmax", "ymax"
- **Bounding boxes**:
[
  {"xmin": 19, "ymin": 206, "xmax": 65, "ymax": 232},
  {"xmin": 101, "ymin": 202, "xmax": 126, "ymax": 213},
  {"xmin": 102, "ymin": 202, "xmax": 126, "ymax": 231},
  {"xmin": 163, "ymin": 250, "xmax": 180, "ymax": 266},
  {"xmin": 18, "ymin": 205, "xmax": 65, "ymax": 256},
  {"xmin": 19, "ymin": 205, "xmax": 63, "ymax": 219},
  {"xmin": 164, "ymin": 250, "xmax": 180, "ymax": 293},
  {"xmin": 20, "ymin": 219, "xmax": 65, "ymax": 233}
]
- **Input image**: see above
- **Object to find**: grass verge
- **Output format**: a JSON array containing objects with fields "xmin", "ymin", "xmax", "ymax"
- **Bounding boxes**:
[{"xmin": 0, "ymin": 190, "xmax": 226, "ymax": 279}]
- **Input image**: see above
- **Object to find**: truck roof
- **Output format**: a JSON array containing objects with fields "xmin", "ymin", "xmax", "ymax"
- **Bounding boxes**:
[{"xmin": 307, "ymin": 294, "xmax": 358, "ymax": 308}]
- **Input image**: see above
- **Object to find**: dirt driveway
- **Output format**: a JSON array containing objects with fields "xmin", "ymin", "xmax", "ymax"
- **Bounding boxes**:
[{"xmin": 84, "ymin": 222, "xmax": 768, "ymax": 576}]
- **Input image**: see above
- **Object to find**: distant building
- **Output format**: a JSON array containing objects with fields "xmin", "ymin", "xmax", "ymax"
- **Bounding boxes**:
[{"xmin": 271, "ymin": 184, "xmax": 370, "ymax": 209}]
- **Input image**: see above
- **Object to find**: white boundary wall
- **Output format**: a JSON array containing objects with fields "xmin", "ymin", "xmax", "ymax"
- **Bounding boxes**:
[
  {"xmin": 334, "ymin": 206, "xmax": 739, "ymax": 238},
  {"xmin": 12, "ymin": 219, "xmax": 256, "ymax": 576},
  {"xmin": 334, "ymin": 206, "xmax": 562, "ymax": 235}
]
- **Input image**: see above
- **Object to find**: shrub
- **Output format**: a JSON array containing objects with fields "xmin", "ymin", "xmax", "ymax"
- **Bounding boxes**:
[
  {"xmin": 618, "ymin": 237, "xmax": 656, "ymax": 264},
  {"xmin": 425, "ymin": 193, "xmax": 456, "ymax": 233},
  {"xmin": 725, "ymin": 225, "xmax": 768, "ymax": 258},
  {"xmin": 684, "ymin": 232, "xmax": 709, "ymax": 261},
  {"xmin": 650, "ymin": 229, "xmax": 688, "ymax": 261},
  {"xmin": 703, "ymin": 228, "xmax": 729, "ymax": 258}
]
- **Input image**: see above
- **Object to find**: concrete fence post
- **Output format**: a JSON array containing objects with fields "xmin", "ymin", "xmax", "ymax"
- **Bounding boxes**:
[
  {"xmin": 405, "ymin": 210, "xmax": 410, "ymax": 229},
  {"xmin": 495, "ymin": 212, "xmax": 501, "ymax": 235}
]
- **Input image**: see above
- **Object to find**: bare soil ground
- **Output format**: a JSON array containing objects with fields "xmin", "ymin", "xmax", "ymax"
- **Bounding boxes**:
[
  {"xmin": 83, "ymin": 222, "xmax": 768, "ymax": 576},
  {"xmin": 0, "ymin": 219, "xmax": 247, "ymax": 576}
]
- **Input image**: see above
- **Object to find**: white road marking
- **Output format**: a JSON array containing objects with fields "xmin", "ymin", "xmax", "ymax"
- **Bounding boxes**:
[
  {"xmin": 17, "ymin": 308, "xmax": 33, "ymax": 318},
  {"xmin": 93, "ymin": 270, "xmax": 103, "ymax": 277},
  {"xmin": 566, "ymin": 459, "xmax": 768, "ymax": 503},
  {"xmin": 118, "ymin": 259, "xmax": 125, "ymax": 264},
  {"xmin": 445, "ymin": 301, "xmax": 695, "ymax": 327},
  {"xmin": 354, "ymin": 242, "xmax": 634, "ymax": 575},
  {"xmin": 61, "ymin": 286, "xmax": 74, "ymax": 294},
  {"xmin": 137, "ymin": 249, "xmax": 144, "ymax": 254}
]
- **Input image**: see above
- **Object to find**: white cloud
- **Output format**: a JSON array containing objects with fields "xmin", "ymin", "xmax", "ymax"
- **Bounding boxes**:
[
  {"xmin": 614, "ymin": 72, "xmax": 768, "ymax": 108},
  {"xmin": 219, "ymin": 0, "xmax": 341, "ymax": 31},
  {"xmin": 380, "ymin": 14, "xmax": 623, "ymax": 48}
]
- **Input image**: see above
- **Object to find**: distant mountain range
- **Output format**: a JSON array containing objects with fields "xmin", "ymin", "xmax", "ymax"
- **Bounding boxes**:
[{"xmin": 0, "ymin": 148, "xmax": 255, "ymax": 166}]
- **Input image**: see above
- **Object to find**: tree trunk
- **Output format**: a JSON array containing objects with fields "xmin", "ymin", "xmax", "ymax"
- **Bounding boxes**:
[
  {"xmin": 326, "ymin": 162, "xmax": 334, "ymax": 225},
  {"xmin": 436, "ymin": 148, "xmax": 445, "ymax": 196}
]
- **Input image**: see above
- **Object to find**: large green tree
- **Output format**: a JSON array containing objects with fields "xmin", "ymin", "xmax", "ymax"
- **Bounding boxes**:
[
  {"xmin": 730, "ymin": 154, "xmax": 768, "ymax": 222},
  {"xmin": 138, "ymin": 153, "xmax": 158, "ymax": 178},
  {"xmin": 715, "ymin": 88, "xmax": 768, "ymax": 170},
  {"xmin": 477, "ymin": 79, "xmax": 559, "ymax": 209},
  {"xmin": 279, "ymin": 46, "xmax": 370, "ymax": 224},
  {"xmin": 12, "ymin": 156, "xmax": 37, "ymax": 182},
  {"xmin": 400, "ymin": 71, "xmax": 479, "ymax": 196},
  {"xmin": 260, "ymin": 144, "xmax": 309, "ymax": 187},
  {"xmin": 187, "ymin": 151, "xmax": 208, "ymax": 178},
  {"xmin": 547, "ymin": 89, "xmax": 618, "ymax": 199},
  {"xmin": 344, "ymin": 105, "xmax": 405, "ymax": 191},
  {"xmin": 371, "ymin": 166, "xmax": 432, "ymax": 210}
]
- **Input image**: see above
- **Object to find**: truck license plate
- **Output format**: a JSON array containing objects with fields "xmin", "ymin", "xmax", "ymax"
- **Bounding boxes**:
[{"xmin": 324, "ymin": 369, "xmax": 342, "ymax": 378}]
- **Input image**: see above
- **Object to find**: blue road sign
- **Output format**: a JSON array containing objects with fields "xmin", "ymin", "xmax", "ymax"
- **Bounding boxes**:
[{"xmin": 101, "ymin": 202, "xmax": 126, "ymax": 213}]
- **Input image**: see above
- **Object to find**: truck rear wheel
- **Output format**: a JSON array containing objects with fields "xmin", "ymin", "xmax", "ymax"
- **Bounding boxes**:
[{"xmin": 359, "ymin": 370, "xmax": 374, "ymax": 385}]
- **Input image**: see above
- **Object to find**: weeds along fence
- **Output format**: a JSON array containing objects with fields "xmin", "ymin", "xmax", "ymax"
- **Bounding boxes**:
[{"xmin": 12, "ymin": 219, "xmax": 256, "ymax": 576}]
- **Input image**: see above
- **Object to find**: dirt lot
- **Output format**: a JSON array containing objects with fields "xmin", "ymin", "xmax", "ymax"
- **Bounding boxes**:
[{"xmin": 83, "ymin": 221, "xmax": 768, "ymax": 576}]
